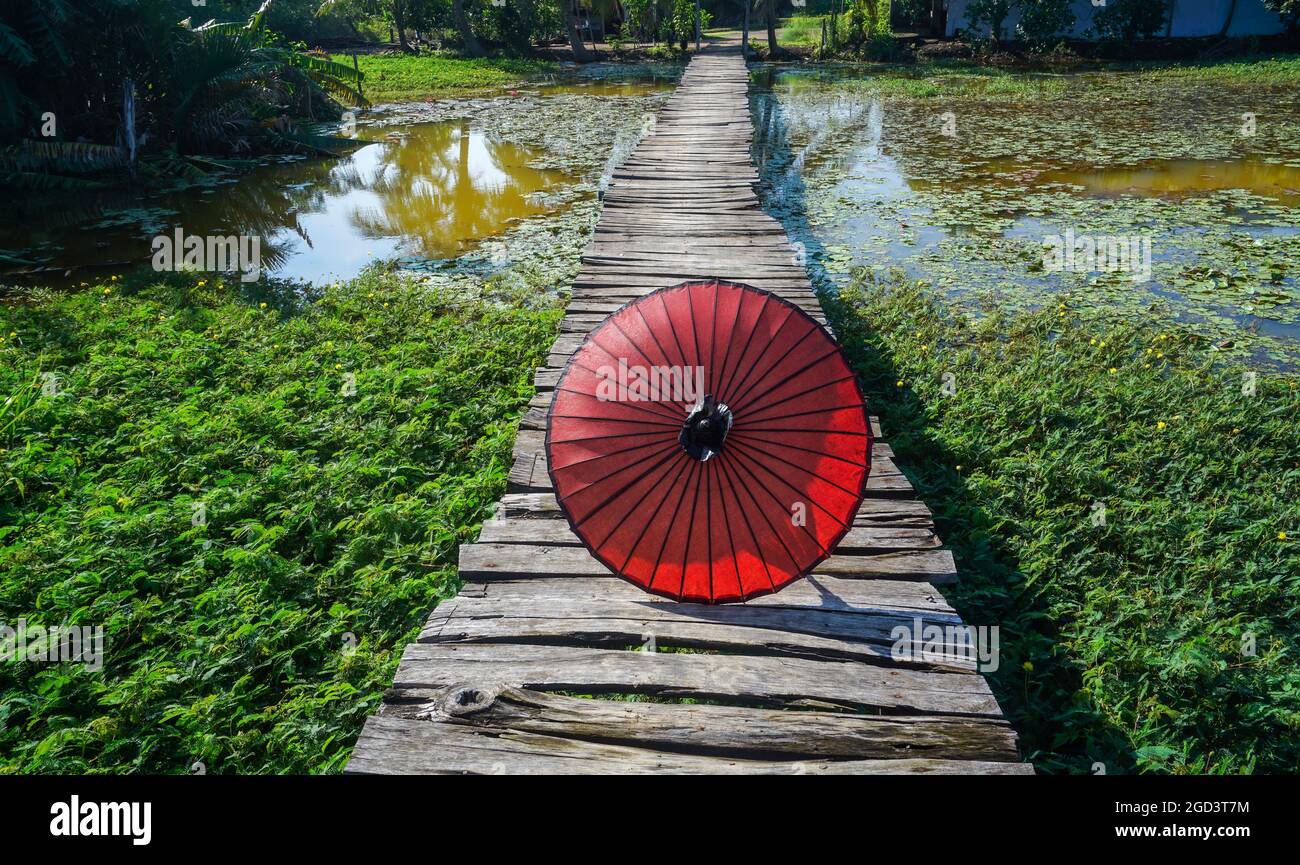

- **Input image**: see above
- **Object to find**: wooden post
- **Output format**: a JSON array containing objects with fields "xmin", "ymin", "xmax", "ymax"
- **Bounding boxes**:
[
  {"xmin": 742, "ymin": 0, "xmax": 751, "ymax": 57},
  {"xmin": 353, "ymin": 51, "xmax": 363, "ymax": 101},
  {"xmin": 695, "ymin": 0, "xmax": 702, "ymax": 50}
]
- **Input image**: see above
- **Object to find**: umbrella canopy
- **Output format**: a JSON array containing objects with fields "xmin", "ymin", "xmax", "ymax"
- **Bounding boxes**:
[{"xmin": 546, "ymin": 279, "xmax": 872, "ymax": 603}]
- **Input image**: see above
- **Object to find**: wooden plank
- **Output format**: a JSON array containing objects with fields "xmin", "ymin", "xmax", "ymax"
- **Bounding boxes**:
[
  {"xmin": 348, "ymin": 716, "xmax": 1032, "ymax": 775},
  {"xmin": 388, "ymin": 643, "xmax": 1001, "ymax": 716},
  {"xmin": 383, "ymin": 685, "xmax": 1020, "ymax": 762},
  {"xmin": 477, "ymin": 518, "xmax": 939, "ymax": 553},
  {"xmin": 452, "ymin": 575, "xmax": 956, "ymax": 615},
  {"xmin": 459, "ymin": 543, "xmax": 958, "ymax": 584}
]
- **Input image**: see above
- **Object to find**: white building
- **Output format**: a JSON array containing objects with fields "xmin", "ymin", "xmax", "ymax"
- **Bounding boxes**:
[{"xmin": 944, "ymin": 0, "xmax": 1289, "ymax": 40}]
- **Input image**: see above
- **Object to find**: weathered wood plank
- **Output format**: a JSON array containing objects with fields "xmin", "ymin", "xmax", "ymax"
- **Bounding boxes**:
[
  {"xmin": 459, "ymin": 543, "xmax": 958, "ymax": 584},
  {"xmin": 348, "ymin": 716, "xmax": 1033, "ymax": 775},
  {"xmin": 389, "ymin": 643, "xmax": 1001, "ymax": 716},
  {"xmin": 381, "ymin": 685, "xmax": 1022, "ymax": 762}
]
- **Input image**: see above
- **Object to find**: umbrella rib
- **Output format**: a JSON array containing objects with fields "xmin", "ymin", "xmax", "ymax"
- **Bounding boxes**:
[
  {"xmin": 562, "ymin": 443, "xmax": 686, "ymax": 524},
  {"xmin": 725, "ymin": 452, "xmax": 839, "ymax": 559},
  {"xmin": 734, "ymin": 372, "xmax": 857, "ymax": 421},
  {"xmin": 718, "ymin": 454, "xmax": 806, "ymax": 577},
  {"xmin": 657, "ymin": 291, "xmax": 691, "ymax": 377},
  {"xmin": 729, "ymin": 435, "xmax": 865, "ymax": 505},
  {"xmin": 727, "ymin": 335, "xmax": 832, "ymax": 414},
  {"xmin": 649, "ymin": 459, "xmax": 699, "ymax": 598},
  {"xmin": 737, "ymin": 403, "xmax": 869, "ymax": 428},
  {"xmin": 729, "ymin": 430, "xmax": 869, "ymax": 471},
  {"xmin": 705, "ymin": 463, "xmax": 714, "ymax": 601},
  {"xmin": 733, "ymin": 444, "xmax": 852, "ymax": 533},
  {"xmin": 630, "ymin": 301, "xmax": 679, "ymax": 391},
  {"xmin": 554, "ymin": 382, "xmax": 683, "ymax": 422},
  {"xmin": 555, "ymin": 373, "xmax": 684, "ymax": 424},
  {"xmin": 600, "ymin": 317, "xmax": 690, "ymax": 414},
  {"xmin": 551, "ymin": 412, "xmax": 680, "ymax": 429},
  {"xmin": 716, "ymin": 456, "xmax": 778, "ymax": 594},
  {"xmin": 731, "ymin": 425, "xmax": 871, "ymax": 437},
  {"xmin": 677, "ymin": 459, "xmax": 706, "ymax": 601},
  {"xmin": 716, "ymin": 293, "xmax": 777, "ymax": 401},
  {"xmin": 613, "ymin": 454, "xmax": 693, "ymax": 574},
  {"xmin": 551, "ymin": 429, "xmax": 680, "ymax": 446},
  {"xmin": 685, "ymin": 282, "xmax": 703, "ymax": 384},
  {"xmin": 550, "ymin": 437, "xmax": 681, "ymax": 476},
  {"xmin": 711, "ymin": 285, "xmax": 748, "ymax": 406},
  {"xmin": 708, "ymin": 283, "xmax": 718, "ymax": 395},
  {"xmin": 725, "ymin": 322, "xmax": 819, "ymax": 412}
]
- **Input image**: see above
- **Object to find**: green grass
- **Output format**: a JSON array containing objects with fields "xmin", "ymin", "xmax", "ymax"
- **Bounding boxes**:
[
  {"xmin": 334, "ymin": 54, "xmax": 560, "ymax": 102},
  {"xmin": 777, "ymin": 14, "xmax": 828, "ymax": 48},
  {"xmin": 0, "ymin": 272, "xmax": 562, "ymax": 773},
  {"xmin": 825, "ymin": 272, "xmax": 1300, "ymax": 774}
]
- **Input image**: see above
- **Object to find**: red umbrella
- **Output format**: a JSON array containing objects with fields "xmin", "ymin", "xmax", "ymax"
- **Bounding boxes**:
[{"xmin": 546, "ymin": 279, "xmax": 872, "ymax": 604}]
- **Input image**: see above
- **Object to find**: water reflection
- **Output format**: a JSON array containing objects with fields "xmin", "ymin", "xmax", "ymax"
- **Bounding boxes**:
[{"xmin": 0, "ymin": 121, "xmax": 572, "ymax": 286}]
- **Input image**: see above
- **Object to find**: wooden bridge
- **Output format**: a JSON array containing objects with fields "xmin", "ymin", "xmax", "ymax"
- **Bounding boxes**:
[{"xmin": 346, "ymin": 40, "xmax": 1030, "ymax": 775}]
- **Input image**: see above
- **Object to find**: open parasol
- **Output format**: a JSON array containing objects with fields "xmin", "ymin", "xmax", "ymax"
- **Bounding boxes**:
[{"xmin": 546, "ymin": 279, "xmax": 872, "ymax": 603}]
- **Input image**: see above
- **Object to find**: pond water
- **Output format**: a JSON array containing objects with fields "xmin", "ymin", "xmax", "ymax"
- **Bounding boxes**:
[
  {"xmin": 0, "ymin": 71, "xmax": 677, "ymax": 289},
  {"xmin": 750, "ymin": 65, "xmax": 1300, "ymax": 365}
]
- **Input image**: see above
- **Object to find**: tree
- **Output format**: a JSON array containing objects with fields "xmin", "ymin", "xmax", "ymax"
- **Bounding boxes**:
[
  {"xmin": 1015, "ymin": 0, "xmax": 1074, "ymax": 52},
  {"xmin": 741, "ymin": 0, "xmax": 751, "ymax": 55},
  {"xmin": 965, "ymin": 0, "xmax": 1012, "ymax": 42},
  {"xmin": 563, "ymin": 1, "xmax": 594, "ymax": 61},
  {"xmin": 1263, "ymin": 0, "xmax": 1300, "ymax": 31},
  {"xmin": 451, "ymin": 0, "xmax": 485, "ymax": 56},
  {"xmin": 1091, "ymin": 0, "xmax": 1170, "ymax": 41},
  {"xmin": 1218, "ymin": 0, "xmax": 1238, "ymax": 37}
]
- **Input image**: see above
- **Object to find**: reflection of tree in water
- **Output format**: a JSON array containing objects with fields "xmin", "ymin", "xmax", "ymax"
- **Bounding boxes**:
[{"xmin": 346, "ymin": 121, "xmax": 566, "ymax": 259}]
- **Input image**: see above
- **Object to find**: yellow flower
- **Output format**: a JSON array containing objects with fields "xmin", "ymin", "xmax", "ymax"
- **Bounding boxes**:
[
  {"xmin": 1157, "ymin": 352, "xmax": 1164, "ymax": 359},
  {"xmin": 259, "ymin": 302, "xmax": 268, "ymax": 309},
  {"xmin": 1022, "ymin": 661, "xmax": 1033, "ymax": 672},
  {"xmin": 1108, "ymin": 367, "xmax": 1117, "ymax": 374},
  {"xmin": 1100, "ymin": 340, "xmax": 1107, "ymax": 348},
  {"xmin": 896, "ymin": 380, "xmax": 904, "ymax": 387},
  {"xmin": 110, "ymin": 275, "xmax": 119, "ymax": 282},
  {"xmin": 197, "ymin": 280, "xmax": 206, "ymax": 287},
  {"xmin": 1089, "ymin": 338, "xmax": 1096, "ymax": 345},
  {"xmin": 383, "ymin": 302, "xmax": 390, "ymax": 308},
  {"xmin": 955, "ymin": 464, "xmax": 963, "ymax": 471},
  {"xmin": 1279, "ymin": 532, "xmax": 1288, "ymax": 541},
  {"xmin": 919, "ymin": 344, "xmax": 928, "ymax": 351},
  {"xmin": 335, "ymin": 363, "xmax": 343, "ymax": 370},
  {"xmin": 102, "ymin": 288, "xmax": 111, "ymax": 295},
  {"xmin": 1157, "ymin": 421, "xmax": 1166, "ymax": 430},
  {"xmin": 8, "ymin": 332, "xmax": 14, "ymax": 338}
]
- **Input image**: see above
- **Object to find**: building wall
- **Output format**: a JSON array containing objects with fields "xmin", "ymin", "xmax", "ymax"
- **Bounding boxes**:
[{"xmin": 945, "ymin": 0, "xmax": 1287, "ymax": 40}]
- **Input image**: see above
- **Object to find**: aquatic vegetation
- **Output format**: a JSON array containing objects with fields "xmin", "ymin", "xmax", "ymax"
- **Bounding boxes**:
[
  {"xmin": 336, "ymin": 54, "xmax": 560, "ymax": 103},
  {"xmin": 826, "ymin": 271, "xmax": 1300, "ymax": 774},
  {"xmin": 0, "ymin": 75, "xmax": 675, "ymax": 291},
  {"xmin": 0, "ymin": 272, "xmax": 563, "ymax": 773},
  {"xmin": 753, "ymin": 59, "xmax": 1300, "ymax": 366}
]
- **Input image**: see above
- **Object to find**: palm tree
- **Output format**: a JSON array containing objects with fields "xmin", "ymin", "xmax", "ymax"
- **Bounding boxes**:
[
  {"xmin": 450, "ymin": 0, "xmax": 485, "ymax": 57},
  {"xmin": 176, "ymin": 3, "xmax": 366, "ymax": 155},
  {"xmin": 1219, "ymin": 0, "xmax": 1239, "ymax": 37}
]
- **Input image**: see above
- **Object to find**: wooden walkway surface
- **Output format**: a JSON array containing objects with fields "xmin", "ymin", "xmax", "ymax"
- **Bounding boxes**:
[{"xmin": 347, "ymin": 41, "xmax": 1030, "ymax": 775}]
